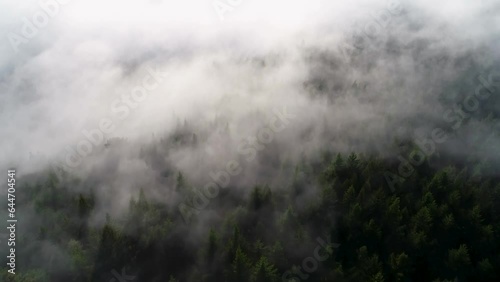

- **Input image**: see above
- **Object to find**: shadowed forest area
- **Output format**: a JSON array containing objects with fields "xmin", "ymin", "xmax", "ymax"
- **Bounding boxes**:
[{"xmin": 2, "ymin": 147, "xmax": 500, "ymax": 281}]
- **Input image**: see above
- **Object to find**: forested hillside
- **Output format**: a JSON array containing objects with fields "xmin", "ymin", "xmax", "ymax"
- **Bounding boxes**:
[
  {"xmin": 2, "ymin": 149, "xmax": 499, "ymax": 281},
  {"xmin": 2, "ymin": 1, "xmax": 500, "ymax": 282}
]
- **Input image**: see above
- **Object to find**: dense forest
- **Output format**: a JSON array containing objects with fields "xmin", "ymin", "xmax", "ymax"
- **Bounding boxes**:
[{"xmin": 2, "ymin": 145, "xmax": 500, "ymax": 281}]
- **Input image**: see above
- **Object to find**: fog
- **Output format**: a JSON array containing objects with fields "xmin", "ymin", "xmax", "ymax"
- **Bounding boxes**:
[
  {"xmin": 1, "ymin": 1, "xmax": 500, "ymax": 281},
  {"xmin": 0, "ymin": 0, "xmax": 500, "ymax": 215}
]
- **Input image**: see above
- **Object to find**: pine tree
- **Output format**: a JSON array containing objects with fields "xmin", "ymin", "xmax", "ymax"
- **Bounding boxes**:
[{"xmin": 251, "ymin": 256, "xmax": 278, "ymax": 282}]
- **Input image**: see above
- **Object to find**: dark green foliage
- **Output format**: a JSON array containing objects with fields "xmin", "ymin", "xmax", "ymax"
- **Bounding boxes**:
[{"xmin": 3, "ymin": 152, "xmax": 500, "ymax": 282}]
